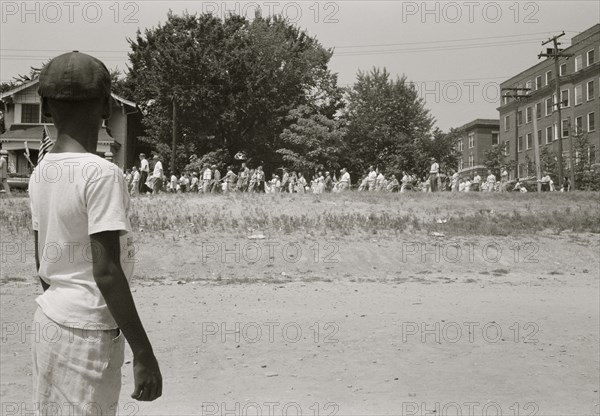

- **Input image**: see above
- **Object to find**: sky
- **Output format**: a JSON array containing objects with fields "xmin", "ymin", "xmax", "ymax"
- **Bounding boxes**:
[{"xmin": 1, "ymin": 0, "xmax": 599, "ymax": 131}]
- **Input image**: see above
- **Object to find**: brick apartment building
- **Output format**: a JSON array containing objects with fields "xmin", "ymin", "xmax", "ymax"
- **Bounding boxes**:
[
  {"xmin": 455, "ymin": 118, "xmax": 499, "ymax": 178},
  {"xmin": 498, "ymin": 24, "xmax": 599, "ymax": 180}
]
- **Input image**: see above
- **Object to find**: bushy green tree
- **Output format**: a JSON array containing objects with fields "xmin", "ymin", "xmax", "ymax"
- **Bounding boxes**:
[
  {"xmin": 342, "ymin": 67, "xmax": 434, "ymax": 178},
  {"xmin": 126, "ymin": 11, "xmax": 335, "ymax": 173}
]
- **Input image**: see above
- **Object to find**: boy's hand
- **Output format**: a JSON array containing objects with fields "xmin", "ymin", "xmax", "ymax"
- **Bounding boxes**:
[{"xmin": 131, "ymin": 352, "xmax": 162, "ymax": 401}]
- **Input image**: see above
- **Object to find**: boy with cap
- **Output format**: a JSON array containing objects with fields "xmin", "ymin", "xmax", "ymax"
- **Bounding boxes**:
[
  {"xmin": 29, "ymin": 51, "xmax": 162, "ymax": 414},
  {"xmin": 0, "ymin": 149, "xmax": 10, "ymax": 194}
]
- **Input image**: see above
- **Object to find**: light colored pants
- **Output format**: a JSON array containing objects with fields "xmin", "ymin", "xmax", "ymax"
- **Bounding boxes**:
[{"xmin": 32, "ymin": 307, "xmax": 125, "ymax": 416}]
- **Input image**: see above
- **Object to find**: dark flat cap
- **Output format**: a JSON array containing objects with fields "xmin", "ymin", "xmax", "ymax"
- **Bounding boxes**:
[{"xmin": 38, "ymin": 51, "xmax": 111, "ymax": 101}]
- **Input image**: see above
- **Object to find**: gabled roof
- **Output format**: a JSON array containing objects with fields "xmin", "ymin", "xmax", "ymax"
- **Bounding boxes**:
[
  {"xmin": 0, "ymin": 78, "xmax": 40, "ymax": 100},
  {"xmin": 0, "ymin": 77, "xmax": 137, "ymax": 108}
]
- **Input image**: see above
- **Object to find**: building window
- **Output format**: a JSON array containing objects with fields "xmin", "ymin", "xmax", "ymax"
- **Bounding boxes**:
[
  {"xmin": 560, "ymin": 89, "xmax": 569, "ymax": 108},
  {"xmin": 574, "ymin": 55, "xmax": 582, "ymax": 72},
  {"xmin": 537, "ymin": 130, "xmax": 542, "ymax": 146},
  {"xmin": 545, "ymin": 70, "xmax": 552, "ymax": 86},
  {"xmin": 525, "ymin": 80, "xmax": 533, "ymax": 93},
  {"xmin": 575, "ymin": 85, "xmax": 583, "ymax": 105},
  {"xmin": 587, "ymin": 80, "xmax": 594, "ymax": 101},
  {"xmin": 554, "ymin": 123, "xmax": 559, "ymax": 141},
  {"xmin": 468, "ymin": 133, "xmax": 474, "ymax": 149},
  {"xmin": 587, "ymin": 49, "xmax": 595, "ymax": 66},
  {"xmin": 561, "ymin": 119, "xmax": 569, "ymax": 138},
  {"xmin": 469, "ymin": 154, "xmax": 474, "ymax": 168},
  {"xmin": 560, "ymin": 63, "xmax": 567, "ymax": 76},
  {"xmin": 545, "ymin": 97, "xmax": 553, "ymax": 116},
  {"xmin": 589, "ymin": 112, "xmax": 596, "ymax": 132},
  {"xmin": 458, "ymin": 140, "xmax": 464, "ymax": 151},
  {"xmin": 518, "ymin": 136, "xmax": 523, "ymax": 152},
  {"xmin": 459, "ymin": 159, "xmax": 464, "ymax": 170},
  {"xmin": 504, "ymin": 115, "xmax": 510, "ymax": 131},
  {"xmin": 546, "ymin": 126, "xmax": 553, "ymax": 144},
  {"xmin": 504, "ymin": 141, "xmax": 509, "ymax": 156},
  {"xmin": 517, "ymin": 110, "xmax": 523, "ymax": 125},
  {"xmin": 526, "ymin": 133, "xmax": 532, "ymax": 150},
  {"xmin": 535, "ymin": 75, "xmax": 542, "ymax": 90},
  {"xmin": 491, "ymin": 132, "xmax": 499, "ymax": 146},
  {"xmin": 525, "ymin": 107, "xmax": 532, "ymax": 123},
  {"xmin": 575, "ymin": 116, "xmax": 583, "ymax": 134},
  {"xmin": 21, "ymin": 104, "xmax": 41, "ymax": 124},
  {"xmin": 535, "ymin": 102, "xmax": 542, "ymax": 119}
]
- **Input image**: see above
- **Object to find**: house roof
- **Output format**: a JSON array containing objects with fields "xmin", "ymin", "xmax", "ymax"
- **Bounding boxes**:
[
  {"xmin": 0, "ymin": 77, "xmax": 137, "ymax": 108},
  {"xmin": 0, "ymin": 125, "xmax": 115, "ymax": 149}
]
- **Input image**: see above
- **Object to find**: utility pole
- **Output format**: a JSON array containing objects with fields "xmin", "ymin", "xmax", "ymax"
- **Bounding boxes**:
[
  {"xmin": 172, "ymin": 96, "xmax": 177, "ymax": 175},
  {"xmin": 502, "ymin": 87, "xmax": 530, "ymax": 179},
  {"xmin": 538, "ymin": 32, "xmax": 574, "ymax": 190}
]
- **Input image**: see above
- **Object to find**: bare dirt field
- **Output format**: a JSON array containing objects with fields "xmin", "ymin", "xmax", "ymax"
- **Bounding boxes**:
[{"xmin": 1, "ymin": 192, "xmax": 599, "ymax": 415}]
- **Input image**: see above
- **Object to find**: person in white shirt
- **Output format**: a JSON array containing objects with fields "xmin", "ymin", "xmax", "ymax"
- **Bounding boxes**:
[
  {"xmin": 297, "ymin": 173, "xmax": 306, "ymax": 193},
  {"xmin": 139, "ymin": 153, "xmax": 150, "ymax": 194},
  {"xmin": 0, "ymin": 150, "xmax": 10, "ymax": 195},
  {"xmin": 400, "ymin": 171, "xmax": 411, "ymax": 193},
  {"xmin": 202, "ymin": 165, "xmax": 212, "ymax": 193},
  {"xmin": 464, "ymin": 178, "xmax": 472, "ymax": 192},
  {"xmin": 190, "ymin": 172, "xmax": 199, "ymax": 192},
  {"xmin": 130, "ymin": 166, "xmax": 140, "ymax": 196},
  {"xmin": 472, "ymin": 173, "xmax": 481, "ymax": 192},
  {"xmin": 30, "ymin": 51, "xmax": 161, "ymax": 412},
  {"xmin": 337, "ymin": 168, "xmax": 351, "ymax": 192},
  {"xmin": 500, "ymin": 167, "xmax": 509, "ymax": 191},
  {"xmin": 429, "ymin": 158, "xmax": 439, "ymax": 192},
  {"xmin": 538, "ymin": 172, "xmax": 553, "ymax": 192},
  {"xmin": 367, "ymin": 166, "xmax": 377, "ymax": 191},
  {"xmin": 179, "ymin": 173, "xmax": 187, "ymax": 193},
  {"xmin": 376, "ymin": 171, "xmax": 385, "ymax": 191},
  {"xmin": 486, "ymin": 170, "xmax": 496, "ymax": 192},
  {"xmin": 451, "ymin": 170, "xmax": 459, "ymax": 192},
  {"xmin": 151, "ymin": 154, "xmax": 163, "ymax": 194}
]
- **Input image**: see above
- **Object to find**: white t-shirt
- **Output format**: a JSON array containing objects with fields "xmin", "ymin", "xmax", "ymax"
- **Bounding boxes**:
[
  {"xmin": 341, "ymin": 172, "xmax": 350, "ymax": 183},
  {"xmin": 140, "ymin": 158, "xmax": 149, "ymax": 173},
  {"xmin": 153, "ymin": 160, "xmax": 163, "ymax": 178},
  {"xmin": 29, "ymin": 153, "xmax": 134, "ymax": 330}
]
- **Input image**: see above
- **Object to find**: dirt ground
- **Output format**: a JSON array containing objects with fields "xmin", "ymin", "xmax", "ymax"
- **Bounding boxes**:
[{"xmin": 1, "ymin": 194, "xmax": 599, "ymax": 415}]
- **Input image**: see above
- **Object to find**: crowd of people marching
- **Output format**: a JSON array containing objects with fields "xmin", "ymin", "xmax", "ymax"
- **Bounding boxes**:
[{"xmin": 124, "ymin": 154, "xmax": 560, "ymax": 196}]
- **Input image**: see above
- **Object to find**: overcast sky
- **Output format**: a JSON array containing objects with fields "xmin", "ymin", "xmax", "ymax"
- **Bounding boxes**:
[{"xmin": 1, "ymin": 0, "xmax": 599, "ymax": 130}]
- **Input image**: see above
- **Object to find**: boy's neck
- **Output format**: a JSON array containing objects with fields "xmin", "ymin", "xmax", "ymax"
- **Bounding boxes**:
[{"xmin": 50, "ymin": 127, "xmax": 100, "ymax": 154}]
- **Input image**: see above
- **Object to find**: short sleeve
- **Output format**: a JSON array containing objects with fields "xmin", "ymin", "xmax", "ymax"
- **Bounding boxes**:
[
  {"xmin": 86, "ymin": 164, "xmax": 131, "ymax": 236},
  {"xmin": 28, "ymin": 176, "xmax": 39, "ymax": 231}
]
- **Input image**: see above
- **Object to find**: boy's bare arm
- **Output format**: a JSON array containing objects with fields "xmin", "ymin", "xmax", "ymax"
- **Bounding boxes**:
[
  {"xmin": 33, "ymin": 231, "xmax": 49, "ymax": 292},
  {"xmin": 90, "ymin": 230, "xmax": 162, "ymax": 402}
]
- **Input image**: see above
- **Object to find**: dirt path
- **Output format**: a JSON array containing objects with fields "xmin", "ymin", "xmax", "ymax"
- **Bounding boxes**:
[{"xmin": 2, "ymin": 248, "xmax": 599, "ymax": 415}]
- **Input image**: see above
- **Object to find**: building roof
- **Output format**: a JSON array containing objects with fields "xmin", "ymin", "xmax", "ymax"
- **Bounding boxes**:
[
  {"xmin": 0, "ymin": 77, "xmax": 137, "ymax": 108},
  {"xmin": 500, "ymin": 24, "xmax": 600, "ymax": 87},
  {"xmin": 0, "ymin": 125, "xmax": 115, "ymax": 150},
  {"xmin": 456, "ymin": 118, "xmax": 499, "ymax": 132}
]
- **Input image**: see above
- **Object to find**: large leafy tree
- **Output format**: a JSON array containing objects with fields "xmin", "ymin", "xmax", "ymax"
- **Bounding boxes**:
[
  {"xmin": 415, "ymin": 127, "xmax": 461, "ymax": 176},
  {"xmin": 277, "ymin": 104, "xmax": 347, "ymax": 174},
  {"xmin": 342, "ymin": 67, "xmax": 435, "ymax": 178},
  {"xmin": 125, "ymin": 11, "xmax": 335, "ymax": 174},
  {"xmin": 483, "ymin": 143, "xmax": 516, "ymax": 178}
]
